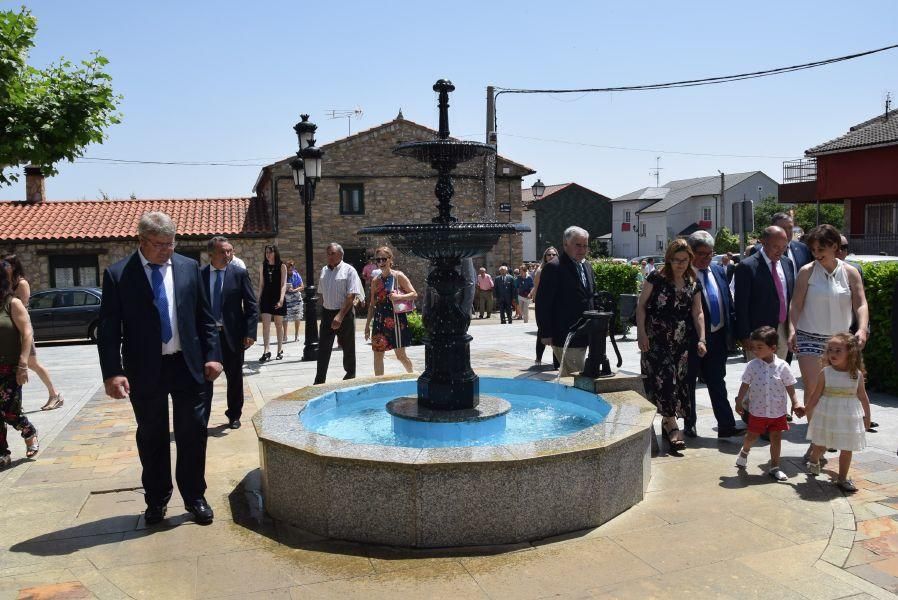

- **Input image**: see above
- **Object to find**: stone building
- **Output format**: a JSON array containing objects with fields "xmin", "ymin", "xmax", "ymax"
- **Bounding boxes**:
[
  {"xmin": 254, "ymin": 113, "xmax": 534, "ymax": 292},
  {"xmin": 0, "ymin": 114, "xmax": 533, "ymax": 295}
]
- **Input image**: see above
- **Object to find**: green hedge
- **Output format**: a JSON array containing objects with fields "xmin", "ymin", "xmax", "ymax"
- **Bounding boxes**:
[
  {"xmin": 406, "ymin": 310, "xmax": 425, "ymax": 346},
  {"xmin": 862, "ymin": 261, "xmax": 898, "ymax": 394},
  {"xmin": 590, "ymin": 260, "xmax": 640, "ymax": 332}
]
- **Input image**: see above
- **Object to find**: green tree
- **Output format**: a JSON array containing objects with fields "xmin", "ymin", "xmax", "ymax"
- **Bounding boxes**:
[
  {"xmin": 750, "ymin": 196, "xmax": 786, "ymax": 239},
  {"xmin": 0, "ymin": 7, "xmax": 122, "ymax": 186},
  {"xmin": 714, "ymin": 227, "xmax": 739, "ymax": 253},
  {"xmin": 793, "ymin": 203, "xmax": 844, "ymax": 233}
]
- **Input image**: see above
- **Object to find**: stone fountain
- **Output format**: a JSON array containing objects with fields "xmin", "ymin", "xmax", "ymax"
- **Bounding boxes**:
[{"xmin": 254, "ymin": 80, "xmax": 655, "ymax": 548}]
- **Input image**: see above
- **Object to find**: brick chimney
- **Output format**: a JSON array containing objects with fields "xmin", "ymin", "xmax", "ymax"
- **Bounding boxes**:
[{"xmin": 25, "ymin": 166, "xmax": 45, "ymax": 203}]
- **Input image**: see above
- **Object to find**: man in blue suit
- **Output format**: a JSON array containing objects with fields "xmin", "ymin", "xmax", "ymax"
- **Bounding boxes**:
[
  {"xmin": 685, "ymin": 231, "xmax": 743, "ymax": 438},
  {"xmin": 202, "ymin": 236, "xmax": 258, "ymax": 430},
  {"xmin": 98, "ymin": 212, "xmax": 222, "ymax": 526}
]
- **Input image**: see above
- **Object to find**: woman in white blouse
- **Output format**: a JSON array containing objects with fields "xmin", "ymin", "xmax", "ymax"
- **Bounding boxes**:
[{"xmin": 788, "ymin": 224, "xmax": 868, "ymax": 407}]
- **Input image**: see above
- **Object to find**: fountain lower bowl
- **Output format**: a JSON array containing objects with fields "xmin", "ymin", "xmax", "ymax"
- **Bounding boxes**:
[
  {"xmin": 254, "ymin": 373, "xmax": 655, "ymax": 548},
  {"xmin": 358, "ymin": 222, "xmax": 521, "ymax": 260}
]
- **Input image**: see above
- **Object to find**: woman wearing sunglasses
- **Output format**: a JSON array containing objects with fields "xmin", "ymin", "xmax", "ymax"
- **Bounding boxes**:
[
  {"xmin": 364, "ymin": 247, "xmax": 417, "ymax": 376},
  {"xmin": 530, "ymin": 247, "xmax": 560, "ymax": 368}
]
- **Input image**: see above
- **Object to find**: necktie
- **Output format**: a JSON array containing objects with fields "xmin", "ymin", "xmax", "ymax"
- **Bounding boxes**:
[
  {"xmin": 150, "ymin": 264, "xmax": 173, "ymax": 343},
  {"xmin": 701, "ymin": 269, "xmax": 721, "ymax": 328},
  {"xmin": 578, "ymin": 262, "xmax": 588, "ymax": 290},
  {"xmin": 770, "ymin": 260, "xmax": 787, "ymax": 323},
  {"xmin": 213, "ymin": 269, "xmax": 223, "ymax": 321}
]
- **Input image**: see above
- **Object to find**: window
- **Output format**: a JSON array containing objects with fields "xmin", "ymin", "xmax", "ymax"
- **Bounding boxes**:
[
  {"xmin": 624, "ymin": 210, "xmax": 631, "ymax": 224},
  {"xmin": 30, "ymin": 293, "xmax": 55, "ymax": 310},
  {"xmin": 702, "ymin": 207, "xmax": 712, "ymax": 221},
  {"xmin": 640, "ymin": 223, "xmax": 646, "ymax": 236},
  {"xmin": 656, "ymin": 239, "xmax": 665, "ymax": 251},
  {"xmin": 340, "ymin": 184, "xmax": 365, "ymax": 215},
  {"xmin": 49, "ymin": 255, "xmax": 99, "ymax": 287},
  {"xmin": 866, "ymin": 203, "xmax": 897, "ymax": 235}
]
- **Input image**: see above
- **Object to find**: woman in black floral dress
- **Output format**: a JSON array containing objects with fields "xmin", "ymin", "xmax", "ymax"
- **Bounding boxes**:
[
  {"xmin": 364, "ymin": 247, "xmax": 417, "ymax": 376},
  {"xmin": 636, "ymin": 239, "xmax": 706, "ymax": 451}
]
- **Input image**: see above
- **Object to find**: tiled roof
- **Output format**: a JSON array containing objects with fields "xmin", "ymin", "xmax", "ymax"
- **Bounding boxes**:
[
  {"xmin": 0, "ymin": 197, "xmax": 272, "ymax": 242},
  {"xmin": 806, "ymin": 109, "xmax": 898, "ymax": 155},
  {"xmin": 612, "ymin": 172, "xmax": 759, "ymax": 214},
  {"xmin": 520, "ymin": 183, "xmax": 572, "ymax": 205}
]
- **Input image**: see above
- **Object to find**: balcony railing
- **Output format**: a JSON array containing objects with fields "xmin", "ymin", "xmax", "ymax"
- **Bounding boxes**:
[
  {"xmin": 783, "ymin": 158, "xmax": 817, "ymax": 183},
  {"xmin": 847, "ymin": 234, "xmax": 898, "ymax": 256}
]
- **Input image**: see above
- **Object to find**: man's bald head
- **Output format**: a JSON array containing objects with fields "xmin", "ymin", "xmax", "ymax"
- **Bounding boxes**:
[{"xmin": 761, "ymin": 225, "xmax": 788, "ymax": 263}]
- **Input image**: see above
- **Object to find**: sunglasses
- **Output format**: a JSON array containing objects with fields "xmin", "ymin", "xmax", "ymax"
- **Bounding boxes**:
[
  {"xmin": 545, "ymin": 252, "xmax": 557, "ymax": 257},
  {"xmin": 840, "ymin": 245, "xmax": 849, "ymax": 251},
  {"xmin": 374, "ymin": 257, "xmax": 388, "ymax": 263}
]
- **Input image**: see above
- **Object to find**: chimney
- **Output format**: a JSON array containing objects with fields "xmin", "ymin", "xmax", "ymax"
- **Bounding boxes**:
[{"xmin": 25, "ymin": 166, "xmax": 45, "ymax": 203}]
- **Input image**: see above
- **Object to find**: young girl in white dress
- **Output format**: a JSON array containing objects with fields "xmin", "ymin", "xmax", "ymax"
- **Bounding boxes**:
[{"xmin": 805, "ymin": 332, "xmax": 871, "ymax": 493}]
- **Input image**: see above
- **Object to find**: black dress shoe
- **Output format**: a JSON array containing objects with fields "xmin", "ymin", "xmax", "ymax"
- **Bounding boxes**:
[
  {"xmin": 718, "ymin": 428, "xmax": 746, "ymax": 438},
  {"xmin": 144, "ymin": 504, "xmax": 167, "ymax": 525},
  {"xmin": 228, "ymin": 419, "xmax": 241, "ymax": 430},
  {"xmin": 684, "ymin": 426, "xmax": 698, "ymax": 438},
  {"xmin": 185, "ymin": 499, "xmax": 214, "ymax": 524}
]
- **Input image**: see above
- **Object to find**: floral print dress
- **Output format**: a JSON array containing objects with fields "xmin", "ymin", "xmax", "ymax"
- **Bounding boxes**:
[
  {"xmin": 640, "ymin": 271, "xmax": 702, "ymax": 418},
  {"xmin": 371, "ymin": 274, "xmax": 411, "ymax": 352}
]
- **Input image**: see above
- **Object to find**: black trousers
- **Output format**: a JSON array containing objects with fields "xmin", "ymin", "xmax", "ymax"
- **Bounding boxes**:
[
  {"xmin": 314, "ymin": 309, "xmax": 356, "ymax": 384},
  {"xmin": 497, "ymin": 298, "xmax": 513, "ymax": 324},
  {"xmin": 686, "ymin": 328, "xmax": 735, "ymax": 432},
  {"xmin": 217, "ymin": 329, "xmax": 245, "ymax": 421},
  {"xmin": 130, "ymin": 353, "xmax": 211, "ymax": 507}
]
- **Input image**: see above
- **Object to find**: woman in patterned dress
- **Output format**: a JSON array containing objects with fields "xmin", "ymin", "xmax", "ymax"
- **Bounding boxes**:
[
  {"xmin": 364, "ymin": 247, "xmax": 417, "ymax": 376},
  {"xmin": 284, "ymin": 260, "xmax": 304, "ymax": 342},
  {"xmin": 636, "ymin": 239, "xmax": 706, "ymax": 451}
]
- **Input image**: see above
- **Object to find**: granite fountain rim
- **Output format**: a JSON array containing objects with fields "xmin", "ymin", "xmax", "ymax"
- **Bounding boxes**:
[{"xmin": 252, "ymin": 371, "xmax": 656, "ymax": 467}]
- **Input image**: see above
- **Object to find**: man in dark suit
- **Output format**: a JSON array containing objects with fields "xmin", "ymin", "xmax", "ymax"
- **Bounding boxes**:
[
  {"xmin": 771, "ymin": 212, "xmax": 812, "ymax": 281},
  {"xmin": 734, "ymin": 225, "xmax": 795, "ymax": 359},
  {"xmin": 493, "ymin": 265, "xmax": 515, "ymax": 325},
  {"xmin": 685, "ymin": 231, "xmax": 743, "ymax": 438},
  {"xmin": 98, "ymin": 212, "xmax": 223, "ymax": 526},
  {"xmin": 535, "ymin": 226, "xmax": 595, "ymax": 377},
  {"xmin": 202, "ymin": 236, "xmax": 258, "ymax": 430}
]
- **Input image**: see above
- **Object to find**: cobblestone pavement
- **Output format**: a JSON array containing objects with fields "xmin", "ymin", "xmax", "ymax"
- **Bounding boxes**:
[{"xmin": 1, "ymin": 313, "xmax": 897, "ymax": 598}]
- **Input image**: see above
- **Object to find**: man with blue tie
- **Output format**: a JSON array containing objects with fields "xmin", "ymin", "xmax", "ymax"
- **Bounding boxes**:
[
  {"xmin": 202, "ymin": 236, "xmax": 258, "ymax": 430},
  {"xmin": 685, "ymin": 231, "xmax": 743, "ymax": 438},
  {"xmin": 98, "ymin": 212, "xmax": 222, "ymax": 526}
]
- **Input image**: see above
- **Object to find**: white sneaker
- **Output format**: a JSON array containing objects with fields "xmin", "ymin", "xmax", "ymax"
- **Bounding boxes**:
[
  {"xmin": 807, "ymin": 462, "xmax": 821, "ymax": 476},
  {"xmin": 736, "ymin": 450, "xmax": 748, "ymax": 468},
  {"xmin": 769, "ymin": 467, "xmax": 788, "ymax": 482}
]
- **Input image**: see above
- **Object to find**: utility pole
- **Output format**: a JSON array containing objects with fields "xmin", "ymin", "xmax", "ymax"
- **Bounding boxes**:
[
  {"xmin": 484, "ymin": 86, "xmax": 497, "ymax": 223},
  {"xmin": 718, "ymin": 170, "xmax": 725, "ymax": 236},
  {"xmin": 649, "ymin": 156, "xmax": 663, "ymax": 187}
]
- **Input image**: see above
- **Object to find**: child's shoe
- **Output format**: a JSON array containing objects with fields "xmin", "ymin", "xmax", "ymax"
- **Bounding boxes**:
[
  {"xmin": 769, "ymin": 467, "xmax": 788, "ymax": 482},
  {"xmin": 735, "ymin": 449, "xmax": 749, "ymax": 468},
  {"xmin": 837, "ymin": 479, "xmax": 858, "ymax": 493},
  {"xmin": 807, "ymin": 462, "xmax": 821, "ymax": 476}
]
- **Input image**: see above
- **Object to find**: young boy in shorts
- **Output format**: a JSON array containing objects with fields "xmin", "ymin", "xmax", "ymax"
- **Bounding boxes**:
[{"xmin": 735, "ymin": 326, "xmax": 805, "ymax": 481}]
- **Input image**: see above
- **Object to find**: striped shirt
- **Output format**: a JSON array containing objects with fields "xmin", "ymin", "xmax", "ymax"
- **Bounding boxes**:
[{"xmin": 319, "ymin": 261, "xmax": 363, "ymax": 310}]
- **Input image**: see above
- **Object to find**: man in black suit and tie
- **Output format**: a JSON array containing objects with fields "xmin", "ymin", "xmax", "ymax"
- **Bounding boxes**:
[
  {"xmin": 535, "ymin": 226, "xmax": 595, "ymax": 377},
  {"xmin": 772, "ymin": 212, "xmax": 812, "ymax": 280},
  {"xmin": 493, "ymin": 265, "xmax": 515, "ymax": 325},
  {"xmin": 685, "ymin": 231, "xmax": 743, "ymax": 438},
  {"xmin": 202, "ymin": 236, "xmax": 258, "ymax": 430},
  {"xmin": 734, "ymin": 225, "xmax": 795, "ymax": 359},
  {"xmin": 98, "ymin": 212, "xmax": 223, "ymax": 526}
]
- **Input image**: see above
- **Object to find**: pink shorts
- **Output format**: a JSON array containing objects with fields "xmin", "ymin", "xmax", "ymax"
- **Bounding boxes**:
[{"xmin": 748, "ymin": 414, "xmax": 789, "ymax": 435}]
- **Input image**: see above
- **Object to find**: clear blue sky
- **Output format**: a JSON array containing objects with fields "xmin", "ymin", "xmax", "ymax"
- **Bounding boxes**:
[{"xmin": 4, "ymin": 0, "xmax": 897, "ymax": 201}]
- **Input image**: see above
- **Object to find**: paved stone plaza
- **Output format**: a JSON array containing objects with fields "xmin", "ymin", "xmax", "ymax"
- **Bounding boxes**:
[{"xmin": 2, "ymin": 315, "xmax": 898, "ymax": 599}]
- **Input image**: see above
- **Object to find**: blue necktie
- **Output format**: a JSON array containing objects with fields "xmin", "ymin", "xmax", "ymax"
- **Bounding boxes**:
[
  {"xmin": 701, "ymin": 268, "xmax": 721, "ymax": 328},
  {"xmin": 150, "ymin": 264, "xmax": 173, "ymax": 343},
  {"xmin": 213, "ymin": 269, "xmax": 223, "ymax": 322}
]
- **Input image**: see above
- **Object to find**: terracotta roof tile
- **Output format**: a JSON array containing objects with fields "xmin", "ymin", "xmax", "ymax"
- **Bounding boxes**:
[{"xmin": 0, "ymin": 197, "xmax": 272, "ymax": 242}]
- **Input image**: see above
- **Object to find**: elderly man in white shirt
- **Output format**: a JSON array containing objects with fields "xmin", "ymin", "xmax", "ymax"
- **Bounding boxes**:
[{"xmin": 314, "ymin": 243, "xmax": 364, "ymax": 384}]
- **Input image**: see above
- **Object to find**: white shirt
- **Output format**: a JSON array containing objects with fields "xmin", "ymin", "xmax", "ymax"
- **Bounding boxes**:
[
  {"xmin": 138, "ymin": 249, "xmax": 181, "ymax": 355},
  {"xmin": 319, "ymin": 261, "xmax": 364, "ymax": 310},
  {"xmin": 796, "ymin": 260, "xmax": 853, "ymax": 335},
  {"xmin": 209, "ymin": 264, "xmax": 227, "ymax": 326},
  {"xmin": 741, "ymin": 356, "xmax": 797, "ymax": 418},
  {"xmin": 692, "ymin": 266, "xmax": 726, "ymax": 334},
  {"xmin": 229, "ymin": 256, "xmax": 246, "ymax": 270},
  {"xmin": 759, "ymin": 247, "xmax": 788, "ymax": 303}
]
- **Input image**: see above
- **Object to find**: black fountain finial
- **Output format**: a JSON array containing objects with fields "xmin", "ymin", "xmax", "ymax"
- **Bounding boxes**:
[{"xmin": 433, "ymin": 79, "xmax": 455, "ymax": 140}]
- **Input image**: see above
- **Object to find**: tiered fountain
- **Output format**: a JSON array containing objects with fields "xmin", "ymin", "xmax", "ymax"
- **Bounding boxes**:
[{"xmin": 254, "ymin": 80, "xmax": 655, "ymax": 548}]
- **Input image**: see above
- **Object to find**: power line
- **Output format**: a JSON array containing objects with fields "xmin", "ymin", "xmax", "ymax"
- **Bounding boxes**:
[{"xmin": 494, "ymin": 43, "xmax": 898, "ymax": 95}]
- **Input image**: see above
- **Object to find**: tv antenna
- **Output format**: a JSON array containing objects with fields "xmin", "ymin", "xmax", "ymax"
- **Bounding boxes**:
[
  {"xmin": 327, "ymin": 107, "xmax": 363, "ymax": 135},
  {"xmin": 649, "ymin": 156, "xmax": 663, "ymax": 186}
]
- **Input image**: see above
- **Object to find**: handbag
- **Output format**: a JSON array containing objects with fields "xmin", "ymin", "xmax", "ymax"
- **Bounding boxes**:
[{"xmin": 389, "ymin": 276, "xmax": 416, "ymax": 314}]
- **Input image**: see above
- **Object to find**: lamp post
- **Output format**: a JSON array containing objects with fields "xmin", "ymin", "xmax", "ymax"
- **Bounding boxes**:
[
  {"xmin": 292, "ymin": 114, "xmax": 324, "ymax": 361},
  {"xmin": 531, "ymin": 179, "xmax": 545, "ymax": 255}
]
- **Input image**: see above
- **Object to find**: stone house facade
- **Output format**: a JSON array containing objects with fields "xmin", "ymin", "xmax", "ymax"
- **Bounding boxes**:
[{"xmin": 254, "ymin": 114, "xmax": 534, "ymax": 292}]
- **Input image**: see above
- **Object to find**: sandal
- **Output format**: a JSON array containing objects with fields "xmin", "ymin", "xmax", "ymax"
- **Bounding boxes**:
[
  {"xmin": 837, "ymin": 479, "xmax": 858, "ymax": 493},
  {"xmin": 276, "ymin": 350, "xmax": 284, "ymax": 360},
  {"xmin": 41, "ymin": 393, "xmax": 64, "ymax": 411},
  {"xmin": 259, "ymin": 352, "xmax": 271, "ymax": 363},
  {"xmin": 25, "ymin": 435, "xmax": 39, "ymax": 458},
  {"xmin": 662, "ymin": 420, "xmax": 686, "ymax": 451}
]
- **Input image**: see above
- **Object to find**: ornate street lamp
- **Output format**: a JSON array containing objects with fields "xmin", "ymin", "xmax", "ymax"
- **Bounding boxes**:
[
  {"xmin": 292, "ymin": 114, "xmax": 323, "ymax": 361},
  {"xmin": 531, "ymin": 178, "xmax": 546, "ymax": 200}
]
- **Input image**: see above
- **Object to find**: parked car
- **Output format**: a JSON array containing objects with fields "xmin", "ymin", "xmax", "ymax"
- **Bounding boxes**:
[
  {"xmin": 29, "ymin": 287, "xmax": 102, "ymax": 342},
  {"xmin": 629, "ymin": 255, "xmax": 665, "ymax": 267},
  {"xmin": 844, "ymin": 254, "xmax": 898, "ymax": 271},
  {"xmin": 712, "ymin": 253, "xmax": 742, "ymax": 264}
]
